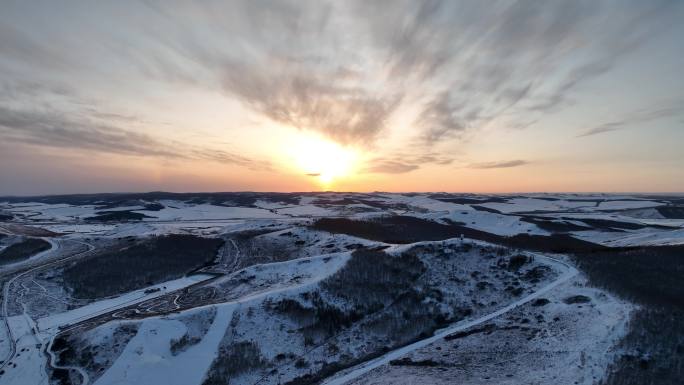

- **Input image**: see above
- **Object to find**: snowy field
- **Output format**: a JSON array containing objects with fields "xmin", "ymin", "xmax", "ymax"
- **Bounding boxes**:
[{"xmin": 0, "ymin": 192, "xmax": 682, "ymax": 384}]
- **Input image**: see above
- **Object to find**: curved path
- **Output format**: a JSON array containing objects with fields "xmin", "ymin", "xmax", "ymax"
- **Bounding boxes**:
[
  {"xmin": 45, "ymin": 331, "xmax": 90, "ymax": 385},
  {"xmin": 322, "ymin": 254, "xmax": 578, "ymax": 385},
  {"xmin": 0, "ymin": 239, "xmax": 93, "ymax": 374},
  {"xmin": 0, "ymin": 238, "xmax": 60, "ymax": 372}
]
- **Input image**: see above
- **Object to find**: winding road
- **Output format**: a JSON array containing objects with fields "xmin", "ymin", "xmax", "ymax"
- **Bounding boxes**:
[
  {"xmin": 0, "ymin": 239, "xmax": 94, "ymax": 376},
  {"xmin": 2, "ymin": 233, "xmax": 579, "ymax": 385},
  {"xmin": 321, "ymin": 253, "xmax": 578, "ymax": 385},
  {"xmin": 1, "ymin": 238, "xmax": 60, "ymax": 372}
]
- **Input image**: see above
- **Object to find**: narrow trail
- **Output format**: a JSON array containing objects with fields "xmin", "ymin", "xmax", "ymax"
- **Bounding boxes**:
[
  {"xmin": 0, "ymin": 239, "xmax": 94, "ymax": 378},
  {"xmin": 321, "ymin": 254, "xmax": 578, "ymax": 385},
  {"xmin": 0, "ymin": 238, "xmax": 61, "ymax": 373},
  {"xmin": 228, "ymin": 238, "xmax": 241, "ymax": 272},
  {"xmin": 46, "ymin": 332, "xmax": 90, "ymax": 385}
]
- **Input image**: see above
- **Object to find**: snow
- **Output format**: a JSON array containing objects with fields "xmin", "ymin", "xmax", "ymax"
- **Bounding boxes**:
[
  {"xmin": 576, "ymin": 227, "xmax": 684, "ymax": 246},
  {"xmin": 620, "ymin": 207, "xmax": 666, "ymax": 220},
  {"xmin": 441, "ymin": 209, "xmax": 546, "ymax": 236},
  {"xmin": 95, "ymin": 304, "xmax": 236, "ymax": 385},
  {"xmin": 213, "ymin": 251, "xmax": 351, "ymax": 291},
  {"xmin": 323, "ymin": 253, "xmax": 577, "ymax": 385},
  {"xmin": 0, "ymin": 315, "xmax": 49, "ymax": 385},
  {"xmin": 253, "ymin": 200, "xmax": 290, "ymax": 210},
  {"xmin": 37, "ymin": 274, "xmax": 213, "ymax": 332},
  {"xmin": 479, "ymin": 198, "xmax": 593, "ymax": 213},
  {"xmin": 6, "ymin": 203, "xmax": 98, "ymax": 221},
  {"xmin": 136, "ymin": 202, "xmax": 283, "ymax": 221},
  {"xmin": 1, "ymin": 193, "xmax": 675, "ymax": 385},
  {"xmin": 94, "ymin": 251, "xmax": 352, "ymax": 385},
  {"xmin": 42, "ymin": 223, "xmax": 116, "ymax": 235},
  {"xmin": 0, "ymin": 237, "xmax": 58, "ymax": 271},
  {"xmin": 391, "ymin": 195, "xmax": 471, "ymax": 213},
  {"xmin": 597, "ymin": 200, "xmax": 664, "ymax": 210},
  {"xmin": 94, "ymin": 205, "xmax": 147, "ymax": 212},
  {"xmin": 276, "ymin": 204, "xmax": 337, "ymax": 217},
  {"xmin": 344, "ymin": 276, "xmax": 632, "ymax": 385}
]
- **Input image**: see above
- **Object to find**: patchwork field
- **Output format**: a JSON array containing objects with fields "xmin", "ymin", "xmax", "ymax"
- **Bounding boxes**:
[{"xmin": 0, "ymin": 192, "xmax": 682, "ymax": 385}]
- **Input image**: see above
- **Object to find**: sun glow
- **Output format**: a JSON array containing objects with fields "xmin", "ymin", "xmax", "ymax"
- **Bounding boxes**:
[{"xmin": 286, "ymin": 133, "xmax": 359, "ymax": 186}]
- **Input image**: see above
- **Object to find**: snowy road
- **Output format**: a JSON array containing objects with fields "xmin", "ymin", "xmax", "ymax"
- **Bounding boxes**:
[
  {"xmin": 0, "ymin": 237, "xmax": 61, "ymax": 373},
  {"xmin": 0, "ymin": 239, "xmax": 94, "ymax": 375},
  {"xmin": 321, "ymin": 254, "xmax": 578, "ymax": 385}
]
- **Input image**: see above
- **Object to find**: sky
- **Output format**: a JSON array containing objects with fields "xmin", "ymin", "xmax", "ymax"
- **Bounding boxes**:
[{"xmin": 1, "ymin": 0, "xmax": 683, "ymax": 195}]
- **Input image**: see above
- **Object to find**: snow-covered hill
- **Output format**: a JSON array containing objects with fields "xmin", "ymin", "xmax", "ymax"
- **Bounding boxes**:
[{"xmin": 0, "ymin": 192, "xmax": 681, "ymax": 385}]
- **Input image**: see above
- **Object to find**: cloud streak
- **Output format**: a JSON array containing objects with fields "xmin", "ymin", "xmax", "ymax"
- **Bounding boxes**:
[
  {"xmin": 578, "ymin": 105, "xmax": 684, "ymax": 137},
  {"xmin": 363, "ymin": 153, "xmax": 454, "ymax": 174},
  {"xmin": 122, "ymin": 1, "xmax": 681, "ymax": 149},
  {"xmin": 468, "ymin": 160, "xmax": 530, "ymax": 169},
  {"xmin": 0, "ymin": 104, "xmax": 271, "ymax": 171},
  {"xmin": 0, "ymin": 0, "xmax": 682, "ymax": 192}
]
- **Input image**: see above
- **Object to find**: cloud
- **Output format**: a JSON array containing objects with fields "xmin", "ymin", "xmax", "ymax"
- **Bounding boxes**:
[
  {"xmin": 125, "ymin": 1, "xmax": 678, "ymax": 148},
  {"xmin": 0, "ymin": 104, "xmax": 271, "ymax": 171},
  {"xmin": 469, "ymin": 160, "xmax": 530, "ymax": 169},
  {"xmin": 578, "ymin": 105, "xmax": 684, "ymax": 137},
  {"xmin": 417, "ymin": 92, "xmax": 466, "ymax": 143},
  {"xmin": 0, "ymin": 105, "xmax": 176, "ymax": 157},
  {"xmin": 221, "ymin": 64, "xmax": 401, "ymax": 146},
  {"xmin": 351, "ymin": 1, "xmax": 677, "ymax": 144},
  {"xmin": 189, "ymin": 149, "xmax": 272, "ymax": 171},
  {"xmin": 0, "ymin": 0, "xmax": 680, "ymax": 173},
  {"xmin": 364, "ymin": 160, "xmax": 419, "ymax": 174},
  {"xmin": 363, "ymin": 153, "xmax": 454, "ymax": 174}
]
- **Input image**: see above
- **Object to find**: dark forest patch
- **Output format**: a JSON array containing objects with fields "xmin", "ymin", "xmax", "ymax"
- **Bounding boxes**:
[
  {"xmin": 445, "ymin": 324, "xmax": 496, "ymax": 341},
  {"xmin": 531, "ymin": 298, "xmax": 550, "ymax": 307},
  {"xmin": 312, "ymin": 216, "xmax": 461, "ymax": 244},
  {"xmin": 430, "ymin": 196, "xmax": 509, "ymax": 205},
  {"xmin": 62, "ymin": 234, "xmax": 223, "ymax": 298},
  {"xmin": 85, "ymin": 211, "xmax": 154, "ymax": 222},
  {"xmin": 573, "ymin": 245, "xmax": 684, "ymax": 384},
  {"xmin": 312, "ymin": 198, "xmax": 412, "ymax": 211},
  {"xmin": 572, "ymin": 245, "xmax": 684, "ymax": 308},
  {"xmin": 656, "ymin": 206, "xmax": 684, "ymax": 219},
  {"xmin": 280, "ymin": 249, "xmax": 454, "ymax": 385},
  {"xmin": 203, "ymin": 341, "xmax": 269, "ymax": 385},
  {"xmin": 471, "ymin": 205, "xmax": 503, "ymax": 214},
  {"xmin": 321, "ymin": 249, "xmax": 426, "ymax": 314},
  {"xmin": 572, "ymin": 218, "xmax": 649, "ymax": 231},
  {"xmin": 0, "ymin": 237, "xmax": 51, "ymax": 264},
  {"xmin": 563, "ymin": 295, "xmax": 591, "ymax": 304},
  {"xmin": 519, "ymin": 216, "xmax": 591, "ymax": 233},
  {"xmin": 312, "ymin": 216, "xmax": 606, "ymax": 253},
  {"xmin": 94, "ymin": 200, "xmax": 164, "ymax": 211},
  {"xmin": 389, "ymin": 358, "xmax": 443, "ymax": 367},
  {"xmin": 0, "ymin": 192, "xmax": 303, "ymax": 209}
]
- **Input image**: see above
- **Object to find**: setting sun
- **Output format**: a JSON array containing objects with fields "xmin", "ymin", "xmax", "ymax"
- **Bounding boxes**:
[{"xmin": 286, "ymin": 133, "xmax": 359, "ymax": 186}]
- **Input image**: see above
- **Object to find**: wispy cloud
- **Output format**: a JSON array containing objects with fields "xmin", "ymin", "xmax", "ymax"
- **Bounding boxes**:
[
  {"xmin": 363, "ymin": 153, "xmax": 454, "ymax": 174},
  {"xmin": 364, "ymin": 160, "xmax": 419, "ymax": 174},
  {"xmin": 0, "ymin": 0, "xmax": 681, "ymax": 184},
  {"xmin": 189, "ymin": 149, "xmax": 272, "ymax": 171},
  {"xmin": 578, "ymin": 105, "xmax": 684, "ymax": 137},
  {"xmin": 221, "ymin": 64, "xmax": 401, "ymax": 146},
  {"xmin": 111, "ymin": 1, "xmax": 680, "ymax": 149},
  {"xmin": 468, "ymin": 160, "xmax": 530, "ymax": 169},
  {"xmin": 0, "ymin": 104, "xmax": 271, "ymax": 171},
  {"xmin": 0, "ymin": 105, "xmax": 176, "ymax": 157}
]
